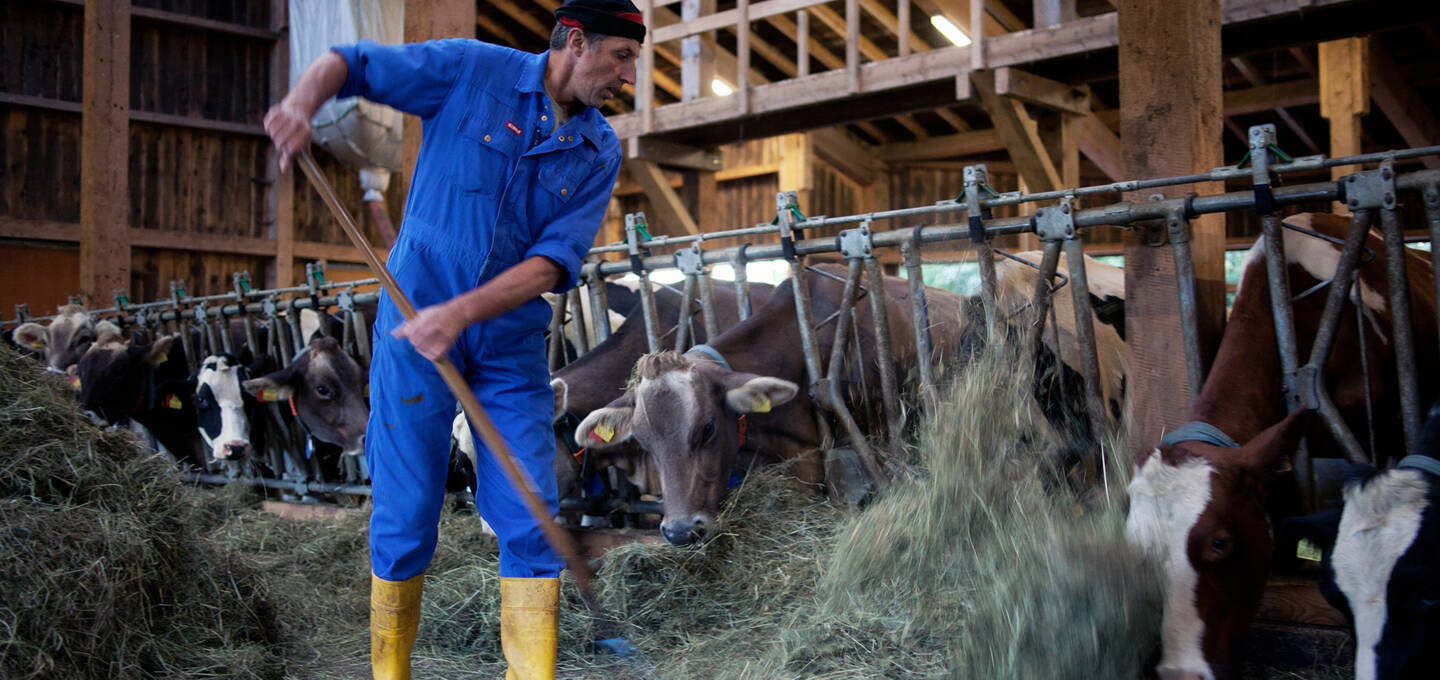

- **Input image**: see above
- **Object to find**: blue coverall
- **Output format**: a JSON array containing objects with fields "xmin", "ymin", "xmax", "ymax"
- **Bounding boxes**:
[{"xmin": 332, "ymin": 39, "xmax": 622, "ymax": 580}]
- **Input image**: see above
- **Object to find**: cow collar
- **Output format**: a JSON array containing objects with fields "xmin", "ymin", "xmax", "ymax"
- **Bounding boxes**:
[
  {"xmin": 686, "ymin": 344, "xmax": 731, "ymax": 371},
  {"xmin": 1160, "ymin": 421, "xmax": 1239, "ymax": 449},
  {"xmin": 1397, "ymin": 455, "xmax": 1440, "ymax": 478}
]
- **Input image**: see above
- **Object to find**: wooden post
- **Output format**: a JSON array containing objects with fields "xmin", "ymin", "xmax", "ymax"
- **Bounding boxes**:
[
  {"xmin": 681, "ymin": 0, "xmax": 716, "ymax": 102},
  {"xmin": 681, "ymin": 169, "xmax": 719, "ymax": 233},
  {"xmin": 897, "ymin": 0, "xmax": 911, "ymax": 57},
  {"xmin": 1118, "ymin": 0, "xmax": 1225, "ymax": 458},
  {"xmin": 270, "ymin": 0, "xmax": 295, "ymax": 287},
  {"xmin": 779, "ymin": 133, "xmax": 813, "ymax": 214},
  {"xmin": 1319, "ymin": 37, "xmax": 1369, "ymax": 213},
  {"xmin": 845, "ymin": 0, "xmax": 859, "ymax": 93},
  {"xmin": 402, "ymin": 0, "xmax": 475, "ymax": 209},
  {"xmin": 80, "ymin": 0, "xmax": 131, "ymax": 305},
  {"xmin": 737, "ymin": 0, "xmax": 750, "ymax": 113},
  {"xmin": 797, "ymin": 10, "xmax": 809, "ymax": 77}
]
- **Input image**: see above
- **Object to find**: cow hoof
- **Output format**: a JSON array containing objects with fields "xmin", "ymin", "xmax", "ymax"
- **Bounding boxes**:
[{"xmin": 824, "ymin": 447, "xmax": 875, "ymax": 506}]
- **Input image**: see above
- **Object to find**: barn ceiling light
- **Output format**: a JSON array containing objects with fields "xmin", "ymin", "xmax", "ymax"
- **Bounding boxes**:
[
  {"xmin": 711, "ymin": 78, "xmax": 735, "ymax": 96},
  {"xmin": 930, "ymin": 15, "xmax": 972, "ymax": 47}
]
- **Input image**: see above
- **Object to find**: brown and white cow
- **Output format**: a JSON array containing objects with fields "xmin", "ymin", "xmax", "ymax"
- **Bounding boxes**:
[
  {"xmin": 576, "ymin": 264, "xmax": 967, "ymax": 545},
  {"xmin": 13, "ymin": 305, "xmax": 99, "ymax": 374},
  {"xmin": 1125, "ymin": 213, "xmax": 1438, "ymax": 679}
]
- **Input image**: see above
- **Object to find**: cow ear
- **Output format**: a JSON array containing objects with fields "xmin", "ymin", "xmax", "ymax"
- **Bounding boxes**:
[
  {"xmin": 13, "ymin": 322, "xmax": 47, "ymax": 351},
  {"xmin": 724, "ymin": 375, "xmax": 799, "ymax": 414},
  {"xmin": 575, "ymin": 400, "xmax": 635, "ymax": 450},
  {"xmin": 551, "ymin": 377, "xmax": 569, "ymax": 423},
  {"xmin": 299, "ymin": 308, "xmax": 322, "ymax": 345},
  {"xmin": 133, "ymin": 335, "xmax": 177, "ymax": 367},
  {"xmin": 242, "ymin": 375, "xmax": 294, "ymax": 403},
  {"xmin": 1239, "ymin": 407, "xmax": 1315, "ymax": 472}
]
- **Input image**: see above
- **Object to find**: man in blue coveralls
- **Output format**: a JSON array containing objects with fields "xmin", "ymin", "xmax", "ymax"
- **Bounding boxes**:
[{"xmin": 263, "ymin": 1, "xmax": 642, "ymax": 678}]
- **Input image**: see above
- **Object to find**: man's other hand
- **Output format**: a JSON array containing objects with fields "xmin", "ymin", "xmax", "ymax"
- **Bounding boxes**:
[
  {"xmin": 263, "ymin": 102, "xmax": 313, "ymax": 172},
  {"xmin": 391, "ymin": 302, "xmax": 466, "ymax": 361}
]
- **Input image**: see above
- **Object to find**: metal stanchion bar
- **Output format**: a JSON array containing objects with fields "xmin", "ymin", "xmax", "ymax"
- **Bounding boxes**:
[
  {"xmin": 862, "ymin": 257, "xmax": 903, "ymax": 456},
  {"xmin": 1425, "ymin": 182, "xmax": 1440, "ymax": 359},
  {"xmin": 697, "ymin": 271, "xmax": 721, "ymax": 340},
  {"xmin": 817, "ymin": 259, "xmax": 889, "ymax": 487},
  {"xmin": 674, "ymin": 274, "xmax": 697, "ymax": 351},
  {"xmin": 1019, "ymin": 241, "xmax": 1064, "ymax": 359},
  {"xmin": 547, "ymin": 290, "xmax": 568, "ymax": 372},
  {"xmin": 730, "ymin": 246, "xmax": 753, "ymax": 321},
  {"xmin": 1167, "ymin": 211, "xmax": 1205, "ymax": 405},
  {"xmin": 1380, "ymin": 205, "xmax": 1423, "ymax": 456},
  {"xmin": 568, "ymin": 288, "xmax": 590, "ymax": 354},
  {"xmin": 900, "ymin": 238, "xmax": 935, "ymax": 401},
  {"xmin": 585, "ymin": 270, "xmax": 611, "ymax": 345},
  {"xmin": 1062, "ymin": 236, "xmax": 1111, "ymax": 438}
]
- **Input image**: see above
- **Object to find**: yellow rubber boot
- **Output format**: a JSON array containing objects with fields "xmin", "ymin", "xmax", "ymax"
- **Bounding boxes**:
[
  {"xmin": 371, "ymin": 573, "xmax": 424, "ymax": 680},
  {"xmin": 500, "ymin": 577, "xmax": 560, "ymax": 680}
]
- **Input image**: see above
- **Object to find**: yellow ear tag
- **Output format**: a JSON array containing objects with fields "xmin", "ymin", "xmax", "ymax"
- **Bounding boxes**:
[
  {"xmin": 595, "ymin": 422, "xmax": 615, "ymax": 442},
  {"xmin": 260, "ymin": 388, "xmax": 278, "ymax": 402},
  {"xmin": 69, "ymin": 375, "xmax": 81, "ymax": 389},
  {"xmin": 165, "ymin": 394, "xmax": 183, "ymax": 410},
  {"xmin": 28, "ymin": 340, "xmax": 44, "ymax": 349},
  {"xmin": 752, "ymin": 395, "xmax": 771, "ymax": 413},
  {"xmin": 1296, "ymin": 539, "xmax": 1322, "ymax": 562}
]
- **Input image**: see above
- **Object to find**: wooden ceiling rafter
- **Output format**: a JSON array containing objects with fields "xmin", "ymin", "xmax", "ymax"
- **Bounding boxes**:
[{"xmin": 1228, "ymin": 55, "xmax": 1321, "ymax": 155}]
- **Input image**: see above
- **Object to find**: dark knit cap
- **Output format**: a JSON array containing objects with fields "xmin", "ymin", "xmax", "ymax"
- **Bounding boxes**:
[{"xmin": 554, "ymin": 0, "xmax": 646, "ymax": 44}]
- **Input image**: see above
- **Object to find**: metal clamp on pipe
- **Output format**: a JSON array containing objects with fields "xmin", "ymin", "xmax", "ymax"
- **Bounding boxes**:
[
  {"xmin": 1033, "ymin": 195, "xmax": 1077, "ymax": 243},
  {"xmin": 624, "ymin": 212, "xmax": 652, "ymax": 276},
  {"xmin": 836, "ymin": 218, "xmax": 875, "ymax": 260},
  {"xmin": 775, "ymin": 191, "xmax": 807, "ymax": 261},
  {"xmin": 1342, "ymin": 162, "xmax": 1399, "ymax": 212},
  {"xmin": 304, "ymin": 262, "xmax": 327, "ymax": 334},
  {"xmin": 1240, "ymin": 124, "xmax": 1286, "ymax": 215},
  {"xmin": 961, "ymin": 165, "xmax": 998, "ymax": 243}
]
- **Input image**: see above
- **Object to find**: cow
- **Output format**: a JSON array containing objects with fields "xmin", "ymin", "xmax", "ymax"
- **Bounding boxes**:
[
  {"xmin": 71, "ymin": 325, "xmax": 205, "ymax": 466},
  {"xmin": 1124, "ymin": 213, "xmax": 1438, "ymax": 680},
  {"xmin": 13, "ymin": 305, "xmax": 99, "ymax": 373},
  {"xmin": 243, "ymin": 334, "xmax": 369, "ymax": 457},
  {"xmin": 994, "ymin": 250, "xmax": 1127, "ymax": 422},
  {"xmin": 193, "ymin": 353, "xmax": 263, "ymax": 462},
  {"xmin": 574, "ymin": 263, "xmax": 968, "ymax": 546},
  {"xmin": 1285, "ymin": 396, "xmax": 1440, "ymax": 680}
]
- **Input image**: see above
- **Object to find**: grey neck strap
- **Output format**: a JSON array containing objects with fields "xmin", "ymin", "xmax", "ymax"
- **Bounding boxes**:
[
  {"xmin": 1397, "ymin": 455, "xmax": 1440, "ymax": 477},
  {"xmin": 1161, "ymin": 421, "xmax": 1240, "ymax": 449},
  {"xmin": 686, "ymin": 344, "xmax": 731, "ymax": 371}
]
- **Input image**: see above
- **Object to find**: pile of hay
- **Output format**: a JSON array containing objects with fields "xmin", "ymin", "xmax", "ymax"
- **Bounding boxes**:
[{"xmin": 0, "ymin": 344, "xmax": 281, "ymax": 679}]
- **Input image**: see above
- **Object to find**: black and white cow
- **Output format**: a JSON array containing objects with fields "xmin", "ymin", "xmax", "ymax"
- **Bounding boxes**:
[
  {"xmin": 1287, "ymin": 398, "xmax": 1440, "ymax": 680},
  {"xmin": 13, "ymin": 305, "xmax": 99, "ymax": 373},
  {"xmin": 193, "ymin": 353, "xmax": 261, "ymax": 461},
  {"xmin": 71, "ymin": 326, "xmax": 204, "ymax": 466}
]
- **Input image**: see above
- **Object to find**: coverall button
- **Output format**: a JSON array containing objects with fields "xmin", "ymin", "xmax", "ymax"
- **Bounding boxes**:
[
  {"xmin": 561, "ymin": 188, "xmax": 568, "ymax": 196},
  {"xmin": 483, "ymin": 134, "xmax": 491, "ymax": 142},
  {"xmin": 541, "ymin": 115, "xmax": 548, "ymax": 121}
]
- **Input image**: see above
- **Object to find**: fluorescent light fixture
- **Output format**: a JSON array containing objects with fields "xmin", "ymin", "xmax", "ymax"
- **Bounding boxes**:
[
  {"xmin": 930, "ymin": 15, "xmax": 972, "ymax": 47},
  {"xmin": 711, "ymin": 78, "xmax": 735, "ymax": 96}
]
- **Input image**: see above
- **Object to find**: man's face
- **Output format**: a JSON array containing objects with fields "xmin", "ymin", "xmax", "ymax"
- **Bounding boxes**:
[{"xmin": 569, "ymin": 33, "xmax": 639, "ymax": 108}]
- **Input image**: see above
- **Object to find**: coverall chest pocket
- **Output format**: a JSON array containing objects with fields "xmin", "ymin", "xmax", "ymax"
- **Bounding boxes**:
[
  {"xmin": 533, "ymin": 143, "xmax": 596, "ymax": 220},
  {"xmin": 455, "ymin": 107, "xmax": 522, "ymax": 195}
]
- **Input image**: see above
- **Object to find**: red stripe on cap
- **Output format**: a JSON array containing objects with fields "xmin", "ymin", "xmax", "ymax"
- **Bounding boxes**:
[
  {"xmin": 617, "ymin": 12, "xmax": 643, "ymax": 23},
  {"xmin": 559, "ymin": 17, "xmax": 583, "ymax": 28}
]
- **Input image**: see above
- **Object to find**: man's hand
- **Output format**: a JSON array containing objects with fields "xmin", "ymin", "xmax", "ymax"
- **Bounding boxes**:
[
  {"xmin": 391, "ymin": 301, "xmax": 468, "ymax": 361},
  {"xmin": 263, "ymin": 101, "xmax": 312, "ymax": 172}
]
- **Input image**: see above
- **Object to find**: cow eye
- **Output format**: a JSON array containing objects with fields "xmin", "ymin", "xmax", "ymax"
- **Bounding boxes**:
[
  {"xmin": 1211, "ymin": 538, "xmax": 1230, "ymax": 554},
  {"xmin": 315, "ymin": 384, "xmax": 333, "ymax": 399},
  {"xmin": 701, "ymin": 421, "xmax": 715, "ymax": 442}
]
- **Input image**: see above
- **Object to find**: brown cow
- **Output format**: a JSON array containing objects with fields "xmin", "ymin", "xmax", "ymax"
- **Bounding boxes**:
[
  {"xmin": 576, "ymin": 264, "xmax": 967, "ymax": 545},
  {"xmin": 1125, "ymin": 213, "xmax": 1439, "ymax": 680},
  {"xmin": 13, "ymin": 305, "xmax": 99, "ymax": 374}
]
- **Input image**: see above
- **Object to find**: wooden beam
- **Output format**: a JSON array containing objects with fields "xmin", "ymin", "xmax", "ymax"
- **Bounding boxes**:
[
  {"xmin": 271, "ymin": 0, "xmax": 294, "ymax": 287},
  {"xmin": 129, "ymin": 5, "xmax": 277, "ymax": 41},
  {"xmin": 1033, "ymin": 0, "xmax": 1076, "ymax": 29},
  {"xmin": 1229, "ymin": 56, "xmax": 1320, "ymax": 155},
  {"xmin": 1320, "ymin": 37, "xmax": 1369, "ymax": 200},
  {"xmin": 0, "ymin": 217, "xmax": 379, "ymax": 263},
  {"xmin": 489, "ymin": 0, "xmax": 550, "ymax": 41},
  {"xmin": 624, "ymin": 137, "xmax": 723, "ymax": 171},
  {"xmin": 1369, "ymin": 42, "xmax": 1440, "ymax": 169},
  {"xmin": 972, "ymin": 69, "xmax": 1063, "ymax": 191},
  {"xmin": 811, "ymin": 127, "xmax": 882, "ymax": 185},
  {"xmin": 475, "ymin": 12, "xmax": 522, "ymax": 47},
  {"xmin": 1074, "ymin": 113, "xmax": 1124, "ymax": 181},
  {"xmin": 1119, "ymin": 0, "xmax": 1225, "ymax": 459},
  {"xmin": 80, "ymin": 0, "xmax": 131, "ymax": 305},
  {"xmin": 877, "ymin": 128, "xmax": 1004, "ymax": 162},
  {"xmin": 994, "ymin": 67, "xmax": 1091, "ymax": 116},
  {"xmin": 681, "ymin": 0, "xmax": 717, "ymax": 101},
  {"xmin": 919, "ymin": 0, "xmax": 1007, "ymax": 39},
  {"xmin": 986, "ymin": 0, "xmax": 1027, "ymax": 32},
  {"xmin": 680, "ymin": 168, "xmax": 719, "ymax": 233},
  {"xmin": 625, "ymin": 159, "xmax": 701, "ymax": 235},
  {"xmin": 860, "ymin": 0, "xmax": 931, "ymax": 52}
]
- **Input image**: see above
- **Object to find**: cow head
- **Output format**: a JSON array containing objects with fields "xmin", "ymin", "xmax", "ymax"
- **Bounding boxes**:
[
  {"xmin": 1125, "ymin": 408, "xmax": 1313, "ymax": 680},
  {"xmin": 194, "ymin": 353, "xmax": 255, "ymax": 461},
  {"xmin": 1288, "ymin": 464, "xmax": 1438, "ymax": 680},
  {"xmin": 575, "ymin": 351, "xmax": 797, "ymax": 546},
  {"xmin": 72, "ymin": 326, "xmax": 180, "ymax": 426},
  {"xmin": 14, "ymin": 305, "xmax": 98, "ymax": 373},
  {"xmin": 244, "ymin": 336, "xmax": 367, "ymax": 455}
]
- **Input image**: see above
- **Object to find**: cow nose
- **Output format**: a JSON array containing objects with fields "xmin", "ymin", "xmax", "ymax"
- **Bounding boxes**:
[
  {"xmin": 224, "ymin": 441, "xmax": 249, "ymax": 458},
  {"xmin": 661, "ymin": 517, "xmax": 707, "ymax": 546},
  {"xmin": 83, "ymin": 410, "xmax": 107, "ymax": 426}
]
